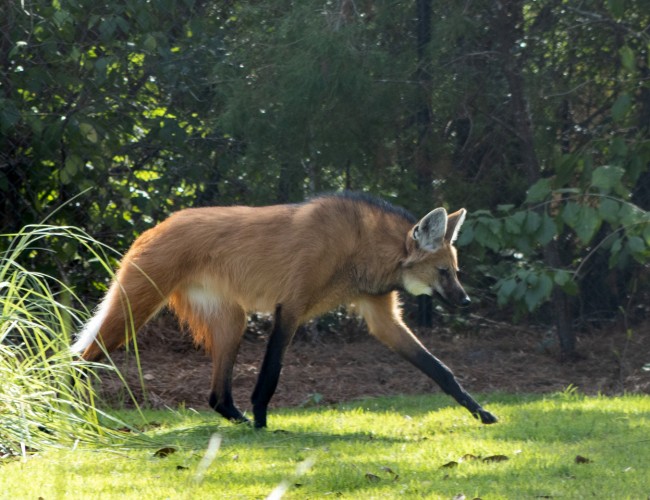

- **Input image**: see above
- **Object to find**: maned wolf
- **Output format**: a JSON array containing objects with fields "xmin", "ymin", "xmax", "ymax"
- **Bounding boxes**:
[{"xmin": 73, "ymin": 192, "xmax": 497, "ymax": 427}]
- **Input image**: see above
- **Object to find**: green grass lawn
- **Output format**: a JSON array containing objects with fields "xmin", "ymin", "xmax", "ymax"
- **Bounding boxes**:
[{"xmin": 2, "ymin": 392, "xmax": 648, "ymax": 499}]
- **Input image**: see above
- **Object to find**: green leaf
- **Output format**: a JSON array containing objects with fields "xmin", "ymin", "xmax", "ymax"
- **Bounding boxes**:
[
  {"xmin": 537, "ymin": 212, "xmax": 557, "ymax": 246},
  {"xmin": 95, "ymin": 57, "xmax": 110, "ymax": 78},
  {"xmin": 144, "ymin": 34, "xmax": 158, "ymax": 52},
  {"xmin": 592, "ymin": 165, "xmax": 625, "ymax": 193},
  {"xmin": 525, "ymin": 211, "xmax": 541, "ymax": 233},
  {"xmin": 539, "ymin": 273, "xmax": 553, "ymax": 298},
  {"xmin": 553, "ymin": 270, "xmax": 571, "ymax": 287},
  {"xmin": 619, "ymin": 46, "xmax": 635, "ymax": 72},
  {"xmin": 574, "ymin": 205, "xmax": 601, "ymax": 244},
  {"xmin": 627, "ymin": 236, "xmax": 645, "ymax": 256},
  {"xmin": 496, "ymin": 278, "xmax": 517, "ymax": 306},
  {"xmin": 526, "ymin": 178, "xmax": 552, "ymax": 203},
  {"xmin": 474, "ymin": 218, "xmax": 501, "ymax": 252},
  {"xmin": 455, "ymin": 223, "xmax": 474, "ymax": 246},
  {"xmin": 610, "ymin": 137, "xmax": 627, "ymax": 158},
  {"xmin": 61, "ymin": 155, "xmax": 83, "ymax": 184},
  {"xmin": 505, "ymin": 211, "xmax": 526, "ymax": 235},
  {"xmin": 513, "ymin": 279, "xmax": 528, "ymax": 301},
  {"xmin": 598, "ymin": 198, "xmax": 621, "ymax": 225},
  {"xmin": 525, "ymin": 273, "xmax": 553, "ymax": 312},
  {"xmin": 612, "ymin": 93, "xmax": 632, "ymax": 122},
  {"xmin": 100, "ymin": 17, "xmax": 118, "ymax": 41},
  {"xmin": 79, "ymin": 122, "xmax": 99, "ymax": 144},
  {"xmin": 53, "ymin": 9, "xmax": 72, "ymax": 29},
  {"xmin": 556, "ymin": 154, "xmax": 579, "ymax": 187},
  {"xmin": 562, "ymin": 202, "xmax": 580, "ymax": 227},
  {"xmin": 0, "ymin": 99, "xmax": 21, "ymax": 132},
  {"xmin": 619, "ymin": 203, "xmax": 643, "ymax": 227},
  {"xmin": 607, "ymin": 0, "xmax": 625, "ymax": 17},
  {"xmin": 526, "ymin": 272, "xmax": 538, "ymax": 286},
  {"xmin": 562, "ymin": 280, "xmax": 579, "ymax": 296}
]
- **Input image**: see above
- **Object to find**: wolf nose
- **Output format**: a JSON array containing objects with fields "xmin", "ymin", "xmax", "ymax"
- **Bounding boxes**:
[{"xmin": 460, "ymin": 295, "xmax": 471, "ymax": 307}]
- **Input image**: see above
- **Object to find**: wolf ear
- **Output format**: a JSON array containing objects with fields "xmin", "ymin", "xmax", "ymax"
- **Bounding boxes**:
[
  {"xmin": 445, "ymin": 208, "xmax": 467, "ymax": 243},
  {"xmin": 411, "ymin": 207, "xmax": 448, "ymax": 251}
]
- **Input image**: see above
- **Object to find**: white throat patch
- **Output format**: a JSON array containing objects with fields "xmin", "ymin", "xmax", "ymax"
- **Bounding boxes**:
[{"xmin": 403, "ymin": 276, "xmax": 433, "ymax": 296}]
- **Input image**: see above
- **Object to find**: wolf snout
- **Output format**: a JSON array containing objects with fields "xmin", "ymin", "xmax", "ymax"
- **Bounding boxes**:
[{"xmin": 459, "ymin": 295, "xmax": 471, "ymax": 307}]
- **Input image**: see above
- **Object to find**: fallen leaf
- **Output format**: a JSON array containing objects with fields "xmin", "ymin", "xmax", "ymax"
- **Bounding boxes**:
[
  {"xmin": 441, "ymin": 461, "xmax": 459, "ymax": 469},
  {"xmin": 176, "ymin": 465, "xmax": 188, "ymax": 470},
  {"xmin": 365, "ymin": 472, "xmax": 380, "ymax": 482},
  {"xmin": 379, "ymin": 466, "xmax": 399, "ymax": 481},
  {"xmin": 460, "ymin": 454, "xmax": 479, "ymax": 462},
  {"xmin": 482, "ymin": 455, "xmax": 509, "ymax": 463},
  {"xmin": 575, "ymin": 455, "xmax": 592, "ymax": 464},
  {"xmin": 154, "ymin": 447, "xmax": 177, "ymax": 458}
]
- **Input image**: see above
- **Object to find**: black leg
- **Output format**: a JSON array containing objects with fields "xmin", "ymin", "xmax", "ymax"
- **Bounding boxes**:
[
  {"xmin": 409, "ymin": 349, "xmax": 497, "ymax": 424},
  {"xmin": 251, "ymin": 305, "xmax": 296, "ymax": 428},
  {"xmin": 360, "ymin": 293, "xmax": 497, "ymax": 424}
]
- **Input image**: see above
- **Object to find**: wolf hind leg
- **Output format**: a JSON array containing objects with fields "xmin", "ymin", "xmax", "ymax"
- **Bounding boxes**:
[
  {"xmin": 173, "ymin": 293, "xmax": 248, "ymax": 423},
  {"xmin": 208, "ymin": 304, "xmax": 248, "ymax": 422}
]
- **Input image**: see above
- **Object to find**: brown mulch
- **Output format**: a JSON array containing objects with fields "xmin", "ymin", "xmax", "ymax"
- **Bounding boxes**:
[{"xmin": 96, "ymin": 309, "xmax": 650, "ymax": 413}]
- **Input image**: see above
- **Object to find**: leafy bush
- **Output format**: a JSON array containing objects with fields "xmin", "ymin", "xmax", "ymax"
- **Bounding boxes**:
[{"xmin": 458, "ymin": 141, "xmax": 650, "ymax": 339}]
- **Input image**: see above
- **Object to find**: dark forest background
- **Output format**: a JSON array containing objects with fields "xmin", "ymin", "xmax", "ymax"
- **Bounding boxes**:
[{"xmin": 1, "ymin": 0, "xmax": 649, "ymax": 358}]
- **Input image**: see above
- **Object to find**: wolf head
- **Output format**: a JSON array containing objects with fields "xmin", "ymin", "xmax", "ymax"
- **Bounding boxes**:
[{"xmin": 401, "ymin": 208, "xmax": 470, "ymax": 307}]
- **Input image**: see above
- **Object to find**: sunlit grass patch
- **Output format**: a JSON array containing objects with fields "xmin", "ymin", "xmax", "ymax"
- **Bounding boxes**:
[{"xmin": 2, "ymin": 393, "xmax": 648, "ymax": 499}]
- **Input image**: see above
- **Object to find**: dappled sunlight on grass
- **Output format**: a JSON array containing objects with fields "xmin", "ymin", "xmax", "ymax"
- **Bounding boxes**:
[{"xmin": 2, "ymin": 393, "xmax": 648, "ymax": 499}]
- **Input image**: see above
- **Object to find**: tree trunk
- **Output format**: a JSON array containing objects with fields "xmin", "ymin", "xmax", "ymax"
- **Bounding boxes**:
[
  {"xmin": 415, "ymin": 0, "xmax": 434, "ymax": 327},
  {"xmin": 277, "ymin": 161, "xmax": 303, "ymax": 203},
  {"xmin": 494, "ymin": 1, "xmax": 577, "ymax": 359}
]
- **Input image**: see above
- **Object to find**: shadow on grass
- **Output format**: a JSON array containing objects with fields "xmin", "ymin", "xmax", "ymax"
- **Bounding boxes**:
[
  {"xmin": 143, "ymin": 392, "xmax": 648, "ymax": 446},
  {"xmin": 106, "ymin": 393, "xmax": 649, "ymax": 498}
]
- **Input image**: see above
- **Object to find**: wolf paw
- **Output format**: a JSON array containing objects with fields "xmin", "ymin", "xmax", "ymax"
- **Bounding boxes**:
[{"xmin": 474, "ymin": 408, "xmax": 498, "ymax": 424}]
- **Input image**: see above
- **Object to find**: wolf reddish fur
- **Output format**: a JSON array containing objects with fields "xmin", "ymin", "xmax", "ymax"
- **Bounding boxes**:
[{"xmin": 75, "ymin": 193, "xmax": 497, "ymax": 426}]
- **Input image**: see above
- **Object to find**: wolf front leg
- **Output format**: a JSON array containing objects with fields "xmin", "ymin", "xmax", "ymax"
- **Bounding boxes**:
[
  {"xmin": 358, "ymin": 293, "xmax": 497, "ymax": 424},
  {"xmin": 251, "ymin": 305, "xmax": 298, "ymax": 428}
]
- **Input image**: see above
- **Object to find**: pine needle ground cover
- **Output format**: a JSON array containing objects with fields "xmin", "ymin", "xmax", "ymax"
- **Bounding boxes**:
[{"xmin": 1, "ymin": 393, "xmax": 648, "ymax": 499}]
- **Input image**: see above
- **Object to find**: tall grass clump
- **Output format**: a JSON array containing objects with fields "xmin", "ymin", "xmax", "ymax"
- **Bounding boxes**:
[{"xmin": 0, "ymin": 224, "xmax": 146, "ymax": 460}]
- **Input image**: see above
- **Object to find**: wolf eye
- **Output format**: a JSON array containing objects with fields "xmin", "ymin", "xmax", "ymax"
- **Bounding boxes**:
[{"xmin": 437, "ymin": 267, "xmax": 450, "ymax": 277}]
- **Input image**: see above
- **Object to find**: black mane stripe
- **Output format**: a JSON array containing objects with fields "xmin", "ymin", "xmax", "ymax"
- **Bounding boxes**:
[{"xmin": 312, "ymin": 191, "xmax": 417, "ymax": 224}]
